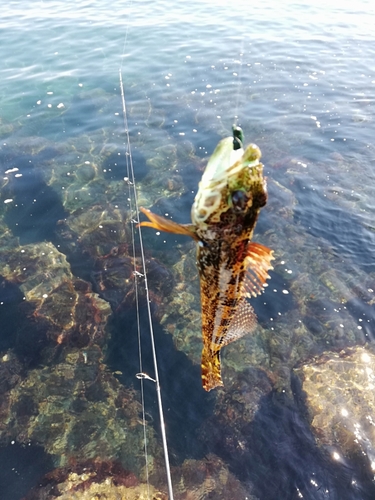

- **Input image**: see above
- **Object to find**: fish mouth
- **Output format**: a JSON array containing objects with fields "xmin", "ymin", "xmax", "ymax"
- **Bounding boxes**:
[{"xmin": 192, "ymin": 136, "xmax": 262, "ymax": 225}]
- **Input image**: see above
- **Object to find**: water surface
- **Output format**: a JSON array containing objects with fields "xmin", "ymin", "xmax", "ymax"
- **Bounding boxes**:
[{"xmin": 1, "ymin": 1, "xmax": 375, "ymax": 499}]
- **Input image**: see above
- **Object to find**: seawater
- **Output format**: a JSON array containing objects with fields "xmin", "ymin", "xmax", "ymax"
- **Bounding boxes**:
[{"xmin": 1, "ymin": 0, "xmax": 375, "ymax": 499}]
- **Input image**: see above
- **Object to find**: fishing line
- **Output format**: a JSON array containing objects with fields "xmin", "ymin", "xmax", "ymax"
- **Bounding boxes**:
[
  {"xmin": 233, "ymin": 37, "xmax": 245, "ymax": 127},
  {"xmin": 119, "ymin": 68, "xmax": 175, "ymax": 500},
  {"xmin": 119, "ymin": 0, "xmax": 132, "ymax": 73},
  {"xmin": 119, "ymin": 68, "xmax": 150, "ymax": 497}
]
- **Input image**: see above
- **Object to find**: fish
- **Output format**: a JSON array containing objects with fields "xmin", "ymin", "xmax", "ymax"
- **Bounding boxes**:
[{"xmin": 139, "ymin": 126, "xmax": 274, "ymax": 391}]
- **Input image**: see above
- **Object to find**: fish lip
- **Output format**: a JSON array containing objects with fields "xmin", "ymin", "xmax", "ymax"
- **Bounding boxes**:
[
  {"xmin": 200, "ymin": 144, "xmax": 244, "ymax": 188},
  {"xmin": 198, "ymin": 140, "xmax": 262, "ymax": 193}
]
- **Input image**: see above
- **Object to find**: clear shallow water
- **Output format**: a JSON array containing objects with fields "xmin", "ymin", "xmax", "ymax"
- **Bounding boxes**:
[{"xmin": 1, "ymin": 0, "xmax": 375, "ymax": 499}]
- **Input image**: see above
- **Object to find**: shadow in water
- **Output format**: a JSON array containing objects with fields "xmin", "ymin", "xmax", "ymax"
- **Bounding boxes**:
[
  {"xmin": 214, "ymin": 388, "xmax": 375, "ymax": 500},
  {"xmin": 0, "ymin": 276, "xmax": 49, "ymax": 368},
  {"xmin": 0, "ymin": 443, "xmax": 53, "ymax": 500},
  {"xmin": 107, "ymin": 302, "xmax": 215, "ymax": 464},
  {"xmin": 252, "ymin": 270, "xmax": 296, "ymax": 327},
  {"xmin": 1, "ymin": 156, "xmax": 67, "ymax": 245},
  {"xmin": 0, "ymin": 277, "xmax": 25, "ymax": 352}
]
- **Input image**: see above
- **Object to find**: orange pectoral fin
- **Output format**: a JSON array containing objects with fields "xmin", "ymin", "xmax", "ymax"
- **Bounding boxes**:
[
  {"xmin": 242, "ymin": 242, "xmax": 274, "ymax": 297},
  {"xmin": 139, "ymin": 207, "xmax": 197, "ymax": 240},
  {"xmin": 201, "ymin": 346, "xmax": 223, "ymax": 392}
]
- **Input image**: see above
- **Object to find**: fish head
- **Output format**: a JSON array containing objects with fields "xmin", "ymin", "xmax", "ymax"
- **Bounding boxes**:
[{"xmin": 191, "ymin": 135, "xmax": 267, "ymax": 232}]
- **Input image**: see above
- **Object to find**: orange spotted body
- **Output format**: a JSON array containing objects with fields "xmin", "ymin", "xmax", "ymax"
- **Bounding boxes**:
[{"xmin": 139, "ymin": 127, "xmax": 274, "ymax": 391}]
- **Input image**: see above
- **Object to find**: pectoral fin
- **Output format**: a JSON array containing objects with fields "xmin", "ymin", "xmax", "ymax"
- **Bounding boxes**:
[
  {"xmin": 242, "ymin": 242, "xmax": 274, "ymax": 297},
  {"xmin": 139, "ymin": 207, "xmax": 198, "ymax": 240}
]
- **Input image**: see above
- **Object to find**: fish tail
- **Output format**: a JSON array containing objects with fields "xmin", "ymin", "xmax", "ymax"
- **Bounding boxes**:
[{"xmin": 201, "ymin": 346, "xmax": 223, "ymax": 391}]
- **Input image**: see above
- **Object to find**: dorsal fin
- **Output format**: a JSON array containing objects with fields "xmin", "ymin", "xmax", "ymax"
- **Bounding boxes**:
[
  {"xmin": 214, "ymin": 297, "xmax": 257, "ymax": 348},
  {"xmin": 242, "ymin": 242, "xmax": 274, "ymax": 298}
]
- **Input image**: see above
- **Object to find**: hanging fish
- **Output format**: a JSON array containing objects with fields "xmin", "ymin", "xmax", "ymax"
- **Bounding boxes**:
[{"xmin": 139, "ymin": 126, "xmax": 274, "ymax": 391}]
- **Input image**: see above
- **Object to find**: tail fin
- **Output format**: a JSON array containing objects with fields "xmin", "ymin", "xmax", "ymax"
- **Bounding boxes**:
[{"xmin": 201, "ymin": 346, "xmax": 223, "ymax": 391}]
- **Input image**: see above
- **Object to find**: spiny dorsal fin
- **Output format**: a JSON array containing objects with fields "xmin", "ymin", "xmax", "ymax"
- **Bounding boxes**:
[
  {"xmin": 216, "ymin": 297, "xmax": 257, "ymax": 348},
  {"xmin": 242, "ymin": 242, "xmax": 274, "ymax": 298}
]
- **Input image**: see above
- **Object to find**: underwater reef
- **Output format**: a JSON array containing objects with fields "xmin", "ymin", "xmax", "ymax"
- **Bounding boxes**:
[{"xmin": 1, "ymin": 84, "xmax": 375, "ymax": 498}]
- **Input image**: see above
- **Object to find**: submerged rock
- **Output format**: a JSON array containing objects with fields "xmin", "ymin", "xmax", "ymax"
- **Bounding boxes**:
[
  {"xmin": 200, "ymin": 368, "xmax": 273, "ymax": 460},
  {"xmin": 0, "ymin": 237, "xmax": 160, "ymax": 473},
  {"xmin": 23, "ymin": 453, "xmax": 254, "ymax": 500},
  {"xmin": 168, "ymin": 453, "xmax": 257, "ymax": 500},
  {"xmin": 0, "ymin": 240, "xmax": 72, "ymax": 302},
  {"xmin": 56, "ymin": 203, "xmax": 130, "ymax": 259},
  {"xmin": 23, "ymin": 459, "xmax": 166, "ymax": 500},
  {"xmin": 0, "ymin": 240, "xmax": 112, "ymax": 353},
  {"xmin": 0, "ymin": 345, "xmax": 160, "ymax": 472},
  {"xmin": 295, "ymin": 345, "xmax": 375, "ymax": 473},
  {"xmin": 158, "ymin": 248, "xmax": 202, "ymax": 365},
  {"xmin": 153, "ymin": 452, "xmax": 258, "ymax": 500}
]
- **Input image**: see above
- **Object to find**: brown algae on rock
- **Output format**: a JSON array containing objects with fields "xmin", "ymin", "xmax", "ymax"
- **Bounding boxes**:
[{"xmin": 22, "ymin": 459, "xmax": 167, "ymax": 500}]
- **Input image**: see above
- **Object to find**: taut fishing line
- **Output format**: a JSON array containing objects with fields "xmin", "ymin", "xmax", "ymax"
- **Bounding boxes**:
[
  {"xmin": 119, "ymin": 6, "xmax": 174, "ymax": 500},
  {"xmin": 233, "ymin": 37, "xmax": 245, "ymax": 129}
]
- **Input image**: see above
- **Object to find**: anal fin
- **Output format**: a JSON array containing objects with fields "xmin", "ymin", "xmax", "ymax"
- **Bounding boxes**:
[{"xmin": 218, "ymin": 297, "xmax": 257, "ymax": 348}]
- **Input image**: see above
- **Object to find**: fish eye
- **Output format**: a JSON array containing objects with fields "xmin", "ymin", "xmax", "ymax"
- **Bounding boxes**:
[{"xmin": 231, "ymin": 190, "xmax": 249, "ymax": 212}]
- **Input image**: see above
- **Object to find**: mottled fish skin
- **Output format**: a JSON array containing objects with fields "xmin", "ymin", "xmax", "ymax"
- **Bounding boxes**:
[
  {"xmin": 139, "ymin": 130, "xmax": 274, "ymax": 391},
  {"xmin": 195, "ymin": 141, "xmax": 271, "ymax": 390}
]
